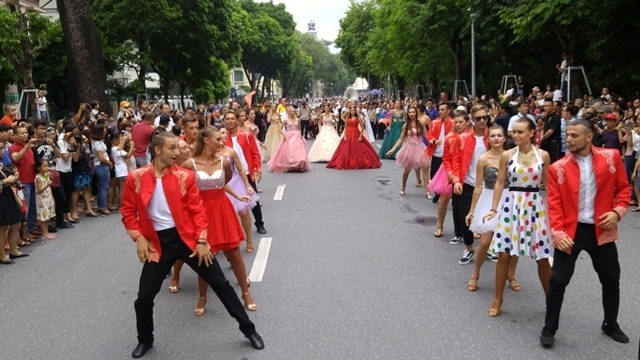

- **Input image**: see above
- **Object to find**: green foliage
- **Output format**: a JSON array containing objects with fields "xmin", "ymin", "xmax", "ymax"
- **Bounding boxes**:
[
  {"xmin": 32, "ymin": 22, "xmax": 68, "ymax": 108},
  {"xmin": 336, "ymin": 0, "xmax": 640, "ymax": 98},
  {"xmin": 0, "ymin": 6, "xmax": 57, "ymax": 89}
]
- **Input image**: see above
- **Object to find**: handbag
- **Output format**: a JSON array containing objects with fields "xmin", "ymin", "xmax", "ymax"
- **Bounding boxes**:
[
  {"xmin": 428, "ymin": 165, "xmax": 453, "ymax": 196},
  {"xmin": 0, "ymin": 168, "xmax": 23, "ymax": 208}
]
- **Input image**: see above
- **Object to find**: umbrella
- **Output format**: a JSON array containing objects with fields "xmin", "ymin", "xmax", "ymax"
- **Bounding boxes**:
[
  {"xmin": 367, "ymin": 89, "xmax": 383, "ymax": 95},
  {"xmin": 244, "ymin": 91, "xmax": 256, "ymax": 108}
]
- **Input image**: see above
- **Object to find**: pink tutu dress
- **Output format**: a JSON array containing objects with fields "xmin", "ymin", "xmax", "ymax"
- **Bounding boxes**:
[
  {"xmin": 395, "ymin": 128, "xmax": 428, "ymax": 169},
  {"xmin": 267, "ymin": 119, "xmax": 311, "ymax": 172}
]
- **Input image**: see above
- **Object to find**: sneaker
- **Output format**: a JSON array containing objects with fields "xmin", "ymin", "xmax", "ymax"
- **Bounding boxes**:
[
  {"xmin": 601, "ymin": 321, "xmax": 629, "ymax": 343},
  {"xmin": 449, "ymin": 236, "xmax": 462, "ymax": 245},
  {"xmin": 540, "ymin": 328, "xmax": 555, "ymax": 348},
  {"xmin": 486, "ymin": 252, "xmax": 499, "ymax": 262},
  {"xmin": 458, "ymin": 250, "xmax": 475, "ymax": 265}
]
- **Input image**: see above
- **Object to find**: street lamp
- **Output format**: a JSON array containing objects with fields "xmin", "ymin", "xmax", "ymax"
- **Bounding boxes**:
[{"xmin": 470, "ymin": 9, "xmax": 477, "ymax": 97}]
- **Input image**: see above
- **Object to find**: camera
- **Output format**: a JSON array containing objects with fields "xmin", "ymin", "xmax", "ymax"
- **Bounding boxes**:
[
  {"xmin": 74, "ymin": 135, "xmax": 83, "ymax": 144},
  {"xmin": 15, "ymin": 180, "xmax": 25, "ymax": 190}
]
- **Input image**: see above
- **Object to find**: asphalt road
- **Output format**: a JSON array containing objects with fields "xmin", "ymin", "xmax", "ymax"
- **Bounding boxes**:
[{"xmin": 1, "ymin": 139, "xmax": 639, "ymax": 360}]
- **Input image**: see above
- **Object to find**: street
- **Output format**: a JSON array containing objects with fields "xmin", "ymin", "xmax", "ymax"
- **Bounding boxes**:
[{"xmin": 1, "ymin": 140, "xmax": 639, "ymax": 360}]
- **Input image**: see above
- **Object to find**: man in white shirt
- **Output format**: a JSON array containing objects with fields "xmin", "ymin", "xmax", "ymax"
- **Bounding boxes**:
[
  {"xmin": 507, "ymin": 101, "xmax": 535, "ymax": 147},
  {"xmin": 154, "ymin": 103, "xmax": 174, "ymax": 129},
  {"xmin": 556, "ymin": 52, "xmax": 568, "ymax": 101}
]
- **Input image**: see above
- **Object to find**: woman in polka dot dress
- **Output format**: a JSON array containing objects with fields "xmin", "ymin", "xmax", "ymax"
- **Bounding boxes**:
[{"xmin": 483, "ymin": 118, "xmax": 552, "ymax": 317}]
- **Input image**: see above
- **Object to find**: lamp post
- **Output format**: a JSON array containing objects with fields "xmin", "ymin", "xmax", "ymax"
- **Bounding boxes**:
[{"xmin": 470, "ymin": 10, "xmax": 476, "ymax": 97}]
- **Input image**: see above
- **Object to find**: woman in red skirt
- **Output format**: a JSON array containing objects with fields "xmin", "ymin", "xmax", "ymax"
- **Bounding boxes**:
[{"xmin": 172, "ymin": 126, "xmax": 257, "ymax": 315}]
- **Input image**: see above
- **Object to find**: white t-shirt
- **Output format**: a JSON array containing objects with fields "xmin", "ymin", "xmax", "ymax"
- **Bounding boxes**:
[
  {"xmin": 553, "ymin": 89, "xmax": 563, "ymax": 101},
  {"xmin": 464, "ymin": 136, "xmax": 486, "ymax": 186},
  {"xmin": 56, "ymin": 139, "xmax": 73, "ymax": 173},
  {"xmin": 231, "ymin": 135, "xmax": 249, "ymax": 174},
  {"xmin": 433, "ymin": 122, "xmax": 446, "ymax": 157},
  {"xmin": 508, "ymin": 113, "xmax": 536, "ymax": 132},
  {"xmin": 560, "ymin": 59, "xmax": 567, "ymax": 82},
  {"xmin": 147, "ymin": 179, "xmax": 175, "ymax": 231},
  {"xmin": 91, "ymin": 109, "xmax": 99, "ymax": 122},
  {"xmin": 36, "ymin": 96, "xmax": 47, "ymax": 112},
  {"xmin": 111, "ymin": 147, "xmax": 129, "ymax": 178},
  {"xmin": 154, "ymin": 116, "xmax": 175, "ymax": 129},
  {"xmin": 91, "ymin": 140, "xmax": 109, "ymax": 166}
]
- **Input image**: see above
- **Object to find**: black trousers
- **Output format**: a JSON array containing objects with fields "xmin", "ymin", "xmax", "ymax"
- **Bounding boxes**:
[
  {"xmin": 542, "ymin": 141, "xmax": 562, "ymax": 164},
  {"xmin": 337, "ymin": 119, "xmax": 345, "ymax": 134},
  {"xmin": 430, "ymin": 156, "xmax": 443, "ymax": 203},
  {"xmin": 544, "ymin": 223, "xmax": 621, "ymax": 333},
  {"xmin": 52, "ymin": 186, "xmax": 67, "ymax": 226},
  {"xmin": 452, "ymin": 183, "xmax": 474, "ymax": 243},
  {"xmin": 248, "ymin": 177, "xmax": 264, "ymax": 228},
  {"xmin": 300, "ymin": 120, "xmax": 310, "ymax": 139},
  {"xmin": 376, "ymin": 123, "xmax": 386, "ymax": 139},
  {"xmin": 135, "ymin": 227, "xmax": 255, "ymax": 344},
  {"xmin": 60, "ymin": 171, "xmax": 73, "ymax": 214}
]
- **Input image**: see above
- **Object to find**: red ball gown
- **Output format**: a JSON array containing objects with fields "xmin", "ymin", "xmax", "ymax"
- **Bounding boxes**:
[{"xmin": 326, "ymin": 118, "xmax": 382, "ymax": 170}]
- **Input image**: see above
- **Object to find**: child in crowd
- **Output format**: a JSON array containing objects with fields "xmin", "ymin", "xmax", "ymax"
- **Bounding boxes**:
[
  {"xmin": 35, "ymin": 158, "xmax": 56, "ymax": 240},
  {"xmin": 36, "ymin": 90, "xmax": 47, "ymax": 121},
  {"xmin": 109, "ymin": 132, "xmax": 134, "ymax": 208}
]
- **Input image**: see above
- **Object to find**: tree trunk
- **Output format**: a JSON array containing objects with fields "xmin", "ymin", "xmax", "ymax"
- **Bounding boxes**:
[
  {"xmin": 260, "ymin": 77, "xmax": 266, "ymax": 101},
  {"xmin": 58, "ymin": 0, "xmax": 111, "ymax": 115},
  {"xmin": 179, "ymin": 82, "xmax": 186, "ymax": 111}
]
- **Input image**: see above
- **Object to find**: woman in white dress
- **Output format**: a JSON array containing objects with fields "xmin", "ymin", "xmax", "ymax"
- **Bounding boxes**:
[
  {"xmin": 464, "ymin": 125, "xmax": 519, "ymax": 292},
  {"xmin": 308, "ymin": 104, "xmax": 340, "ymax": 162}
]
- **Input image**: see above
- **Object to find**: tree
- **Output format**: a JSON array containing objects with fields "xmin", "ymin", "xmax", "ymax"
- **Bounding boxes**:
[
  {"xmin": 32, "ymin": 22, "xmax": 68, "ymax": 111},
  {"xmin": 0, "ymin": 5, "xmax": 56, "ymax": 94},
  {"xmin": 335, "ymin": 1, "xmax": 377, "ymax": 79},
  {"xmin": 277, "ymin": 43, "xmax": 313, "ymax": 98},
  {"xmin": 239, "ymin": 0, "xmax": 296, "ymax": 94},
  {"xmin": 58, "ymin": 0, "xmax": 111, "ymax": 113}
]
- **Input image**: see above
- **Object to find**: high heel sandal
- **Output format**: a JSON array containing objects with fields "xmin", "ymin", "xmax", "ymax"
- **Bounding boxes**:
[
  {"xmin": 194, "ymin": 296, "xmax": 207, "ymax": 316},
  {"xmin": 488, "ymin": 298, "xmax": 502, "ymax": 317},
  {"xmin": 414, "ymin": 180, "xmax": 422, "ymax": 187},
  {"xmin": 426, "ymin": 192, "xmax": 433, "ymax": 199},
  {"xmin": 242, "ymin": 292, "xmax": 257, "ymax": 311},
  {"xmin": 468, "ymin": 275, "xmax": 479, "ymax": 292},
  {"xmin": 400, "ymin": 187, "xmax": 405, "ymax": 196},
  {"xmin": 507, "ymin": 277, "xmax": 521, "ymax": 291},
  {"xmin": 245, "ymin": 239, "xmax": 254, "ymax": 253},
  {"xmin": 168, "ymin": 279, "xmax": 179, "ymax": 293}
]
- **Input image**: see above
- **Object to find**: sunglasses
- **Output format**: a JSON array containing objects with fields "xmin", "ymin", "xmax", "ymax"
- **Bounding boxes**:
[{"xmin": 474, "ymin": 115, "xmax": 490, "ymax": 122}]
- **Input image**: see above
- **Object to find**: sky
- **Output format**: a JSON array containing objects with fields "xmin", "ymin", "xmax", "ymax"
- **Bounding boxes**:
[{"xmin": 255, "ymin": 0, "xmax": 350, "ymax": 53}]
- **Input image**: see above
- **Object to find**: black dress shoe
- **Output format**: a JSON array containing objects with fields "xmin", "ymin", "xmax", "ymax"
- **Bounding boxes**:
[
  {"xmin": 57, "ymin": 222, "xmax": 75, "ymax": 229},
  {"xmin": 131, "ymin": 342, "xmax": 153, "ymax": 358},
  {"xmin": 540, "ymin": 328, "xmax": 555, "ymax": 348},
  {"xmin": 256, "ymin": 226, "xmax": 267, "ymax": 235},
  {"xmin": 245, "ymin": 331, "xmax": 265, "ymax": 350},
  {"xmin": 0, "ymin": 258, "xmax": 15, "ymax": 265},
  {"xmin": 601, "ymin": 321, "xmax": 629, "ymax": 343},
  {"xmin": 9, "ymin": 253, "xmax": 29, "ymax": 259}
]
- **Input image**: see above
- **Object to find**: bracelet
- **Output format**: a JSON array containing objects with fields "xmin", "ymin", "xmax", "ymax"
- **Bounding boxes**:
[
  {"xmin": 489, "ymin": 209, "xmax": 497, "ymax": 213},
  {"xmin": 467, "ymin": 214, "xmax": 474, "ymax": 217},
  {"xmin": 197, "ymin": 240, "xmax": 208, "ymax": 245}
]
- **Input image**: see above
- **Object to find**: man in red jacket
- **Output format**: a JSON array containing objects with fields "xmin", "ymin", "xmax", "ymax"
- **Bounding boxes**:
[
  {"xmin": 224, "ymin": 110, "xmax": 267, "ymax": 235},
  {"xmin": 121, "ymin": 132, "xmax": 264, "ymax": 358},
  {"xmin": 540, "ymin": 119, "xmax": 631, "ymax": 348},
  {"xmin": 450, "ymin": 105, "xmax": 489, "ymax": 264}
]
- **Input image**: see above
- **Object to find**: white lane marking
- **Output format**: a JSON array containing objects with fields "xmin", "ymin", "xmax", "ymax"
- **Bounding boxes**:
[
  {"xmin": 549, "ymin": 256, "xmax": 554, "ymax": 266},
  {"xmin": 249, "ymin": 237, "xmax": 272, "ymax": 282},
  {"xmin": 376, "ymin": 144, "xmax": 381, "ymax": 148},
  {"xmin": 273, "ymin": 184, "xmax": 286, "ymax": 201}
]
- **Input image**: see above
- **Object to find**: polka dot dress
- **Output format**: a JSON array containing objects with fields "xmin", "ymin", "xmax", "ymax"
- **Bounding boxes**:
[{"xmin": 490, "ymin": 147, "xmax": 551, "ymax": 260}]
